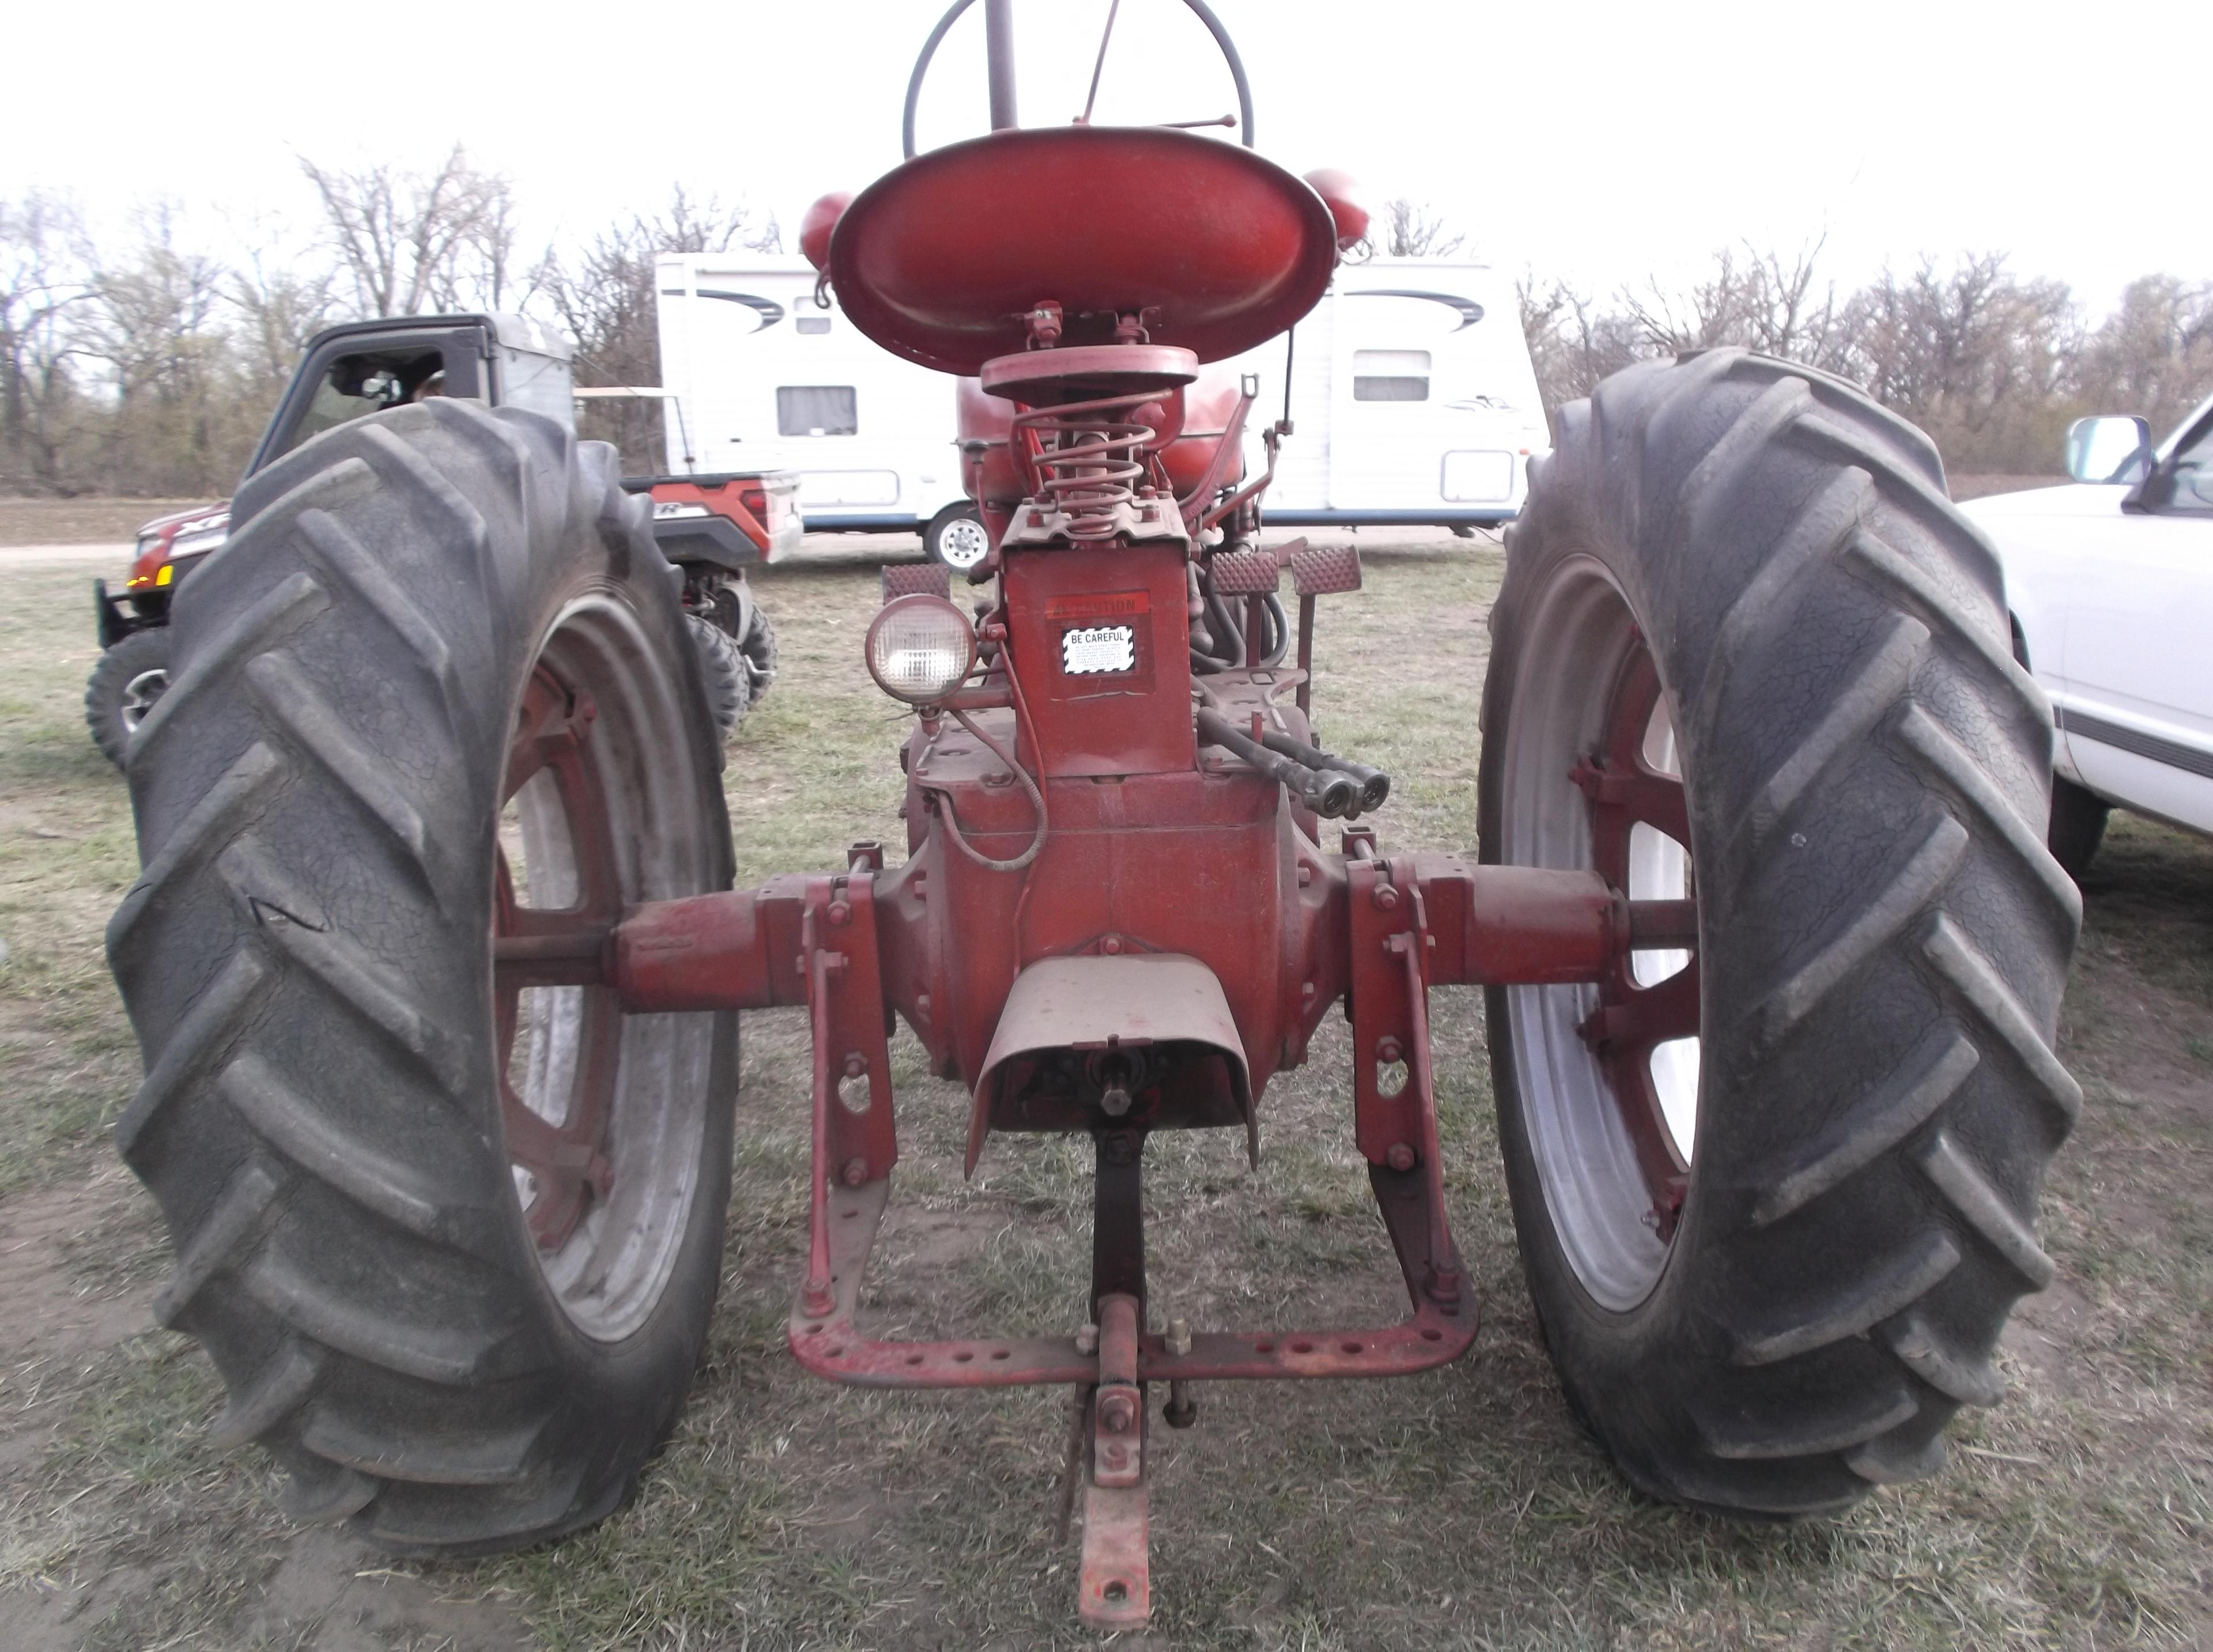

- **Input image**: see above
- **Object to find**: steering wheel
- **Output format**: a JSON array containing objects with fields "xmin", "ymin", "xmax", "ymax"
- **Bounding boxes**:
[{"xmin": 901, "ymin": 0, "xmax": 1256, "ymax": 159}]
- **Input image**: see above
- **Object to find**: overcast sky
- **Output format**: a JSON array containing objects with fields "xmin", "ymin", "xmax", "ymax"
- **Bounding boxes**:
[{"xmin": 9, "ymin": 0, "xmax": 2205, "ymax": 313}]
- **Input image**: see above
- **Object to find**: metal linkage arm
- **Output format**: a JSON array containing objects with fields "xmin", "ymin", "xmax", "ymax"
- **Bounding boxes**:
[
  {"xmin": 1410, "ymin": 856, "xmax": 1696, "ymax": 987},
  {"xmin": 590, "ymin": 876, "xmax": 816, "ymax": 1012}
]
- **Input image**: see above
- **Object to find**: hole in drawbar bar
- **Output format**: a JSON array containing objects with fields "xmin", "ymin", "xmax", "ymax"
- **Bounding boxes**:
[
  {"xmin": 1254, "ymin": 1340, "xmax": 1275, "ymax": 1354},
  {"xmin": 803, "ymin": 1324, "xmax": 823, "ymax": 1335},
  {"xmin": 1290, "ymin": 1340, "xmax": 1315, "ymax": 1354},
  {"xmin": 991, "ymin": 1348, "xmax": 1010, "ymax": 1360},
  {"xmin": 954, "ymin": 1351, "xmax": 973, "ymax": 1363},
  {"xmin": 826, "ymin": 1347, "xmax": 845, "ymax": 1357},
  {"xmin": 906, "ymin": 1354, "xmax": 925, "ymax": 1366},
  {"xmin": 1342, "ymin": 1341, "xmax": 1361, "ymax": 1354},
  {"xmin": 1104, "ymin": 1581, "xmax": 1128, "ymax": 1604},
  {"xmin": 1421, "ymin": 1328, "xmax": 1443, "ymax": 1341}
]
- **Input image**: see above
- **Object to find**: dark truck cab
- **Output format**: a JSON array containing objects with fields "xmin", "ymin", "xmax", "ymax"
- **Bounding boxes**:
[{"xmin": 88, "ymin": 313, "xmax": 796, "ymax": 764}]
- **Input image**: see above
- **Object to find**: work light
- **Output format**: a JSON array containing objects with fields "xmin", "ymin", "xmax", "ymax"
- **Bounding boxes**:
[{"xmin": 864, "ymin": 595, "xmax": 977, "ymax": 705}]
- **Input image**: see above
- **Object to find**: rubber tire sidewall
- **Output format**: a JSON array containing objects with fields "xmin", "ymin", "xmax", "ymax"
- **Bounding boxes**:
[
  {"xmin": 112, "ymin": 399, "xmax": 736, "ymax": 1552},
  {"xmin": 1479, "ymin": 353, "xmax": 2079, "ymax": 1515},
  {"xmin": 86, "ymin": 626, "xmax": 172, "ymax": 769}
]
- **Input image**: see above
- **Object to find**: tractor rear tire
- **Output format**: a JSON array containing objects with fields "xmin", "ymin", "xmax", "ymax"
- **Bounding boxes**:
[
  {"xmin": 108, "ymin": 399, "xmax": 737, "ymax": 1552},
  {"xmin": 85, "ymin": 625, "xmax": 172, "ymax": 768},
  {"xmin": 1480, "ymin": 350, "xmax": 2081, "ymax": 1516}
]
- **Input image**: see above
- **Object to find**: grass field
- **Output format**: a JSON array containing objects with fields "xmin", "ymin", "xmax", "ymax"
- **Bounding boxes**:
[{"xmin": 0, "ymin": 532, "xmax": 2206, "ymax": 1650}]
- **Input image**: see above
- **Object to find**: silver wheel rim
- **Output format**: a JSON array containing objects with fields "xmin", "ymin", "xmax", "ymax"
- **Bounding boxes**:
[
  {"xmin": 936, "ymin": 513, "xmax": 991, "ymax": 570},
  {"xmin": 496, "ymin": 597, "xmax": 718, "ymax": 1341},
  {"xmin": 1497, "ymin": 557, "xmax": 1700, "ymax": 1311},
  {"xmin": 119, "ymin": 668, "xmax": 168, "ymax": 733}
]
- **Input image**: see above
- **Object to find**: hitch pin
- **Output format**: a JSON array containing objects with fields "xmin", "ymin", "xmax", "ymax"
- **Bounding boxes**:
[{"xmin": 1162, "ymin": 1317, "xmax": 1196, "ymax": 1428}]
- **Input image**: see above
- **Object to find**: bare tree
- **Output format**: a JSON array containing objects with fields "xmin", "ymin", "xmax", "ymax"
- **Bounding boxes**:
[
  {"xmin": 299, "ymin": 146, "xmax": 519, "ymax": 316},
  {"xmin": 1378, "ymin": 197, "xmax": 1463, "ymax": 259},
  {"xmin": 83, "ymin": 206, "xmax": 263, "ymax": 493},
  {"xmin": 0, "ymin": 191, "xmax": 99, "ymax": 492},
  {"xmin": 1834, "ymin": 254, "xmax": 2078, "ymax": 471},
  {"xmin": 1517, "ymin": 272, "xmax": 1641, "ymax": 414},
  {"xmin": 229, "ymin": 247, "xmax": 339, "ymax": 395},
  {"xmin": 535, "ymin": 189, "xmax": 780, "ymax": 470},
  {"xmin": 2076, "ymin": 274, "xmax": 2213, "ymax": 433},
  {"xmin": 1619, "ymin": 238, "xmax": 1842, "ymax": 366}
]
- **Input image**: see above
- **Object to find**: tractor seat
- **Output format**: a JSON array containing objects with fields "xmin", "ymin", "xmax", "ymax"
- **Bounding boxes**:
[{"xmin": 828, "ymin": 125, "xmax": 1339, "ymax": 377}]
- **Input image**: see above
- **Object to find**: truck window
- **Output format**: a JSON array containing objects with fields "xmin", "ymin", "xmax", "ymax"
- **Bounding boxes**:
[
  {"xmin": 778, "ymin": 385, "xmax": 859, "ymax": 436},
  {"xmin": 2165, "ymin": 420, "xmax": 2213, "ymax": 512},
  {"xmin": 1353, "ymin": 350, "xmax": 1430, "ymax": 402},
  {"xmin": 278, "ymin": 349, "xmax": 445, "ymax": 458}
]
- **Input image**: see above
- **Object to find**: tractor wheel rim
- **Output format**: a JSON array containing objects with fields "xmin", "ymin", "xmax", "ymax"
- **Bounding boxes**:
[
  {"xmin": 119, "ymin": 668, "xmax": 169, "ymax": 732},
  {"xmin": 1498, "ymin": 557, "xmax": 1700, "ymax": 1311},
  {"xmin": 938, "ymin": 515, "xmax": 991, "ymax": 570},
  {"xmin": 493, "ymin": 597, "xmax": 713, "ymax": 1341}
]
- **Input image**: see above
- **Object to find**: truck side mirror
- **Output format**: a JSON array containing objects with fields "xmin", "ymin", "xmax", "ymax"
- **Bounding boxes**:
[{"xmin": 2064, "ymin": 415, "xmax": 2152, "ymax": 485}]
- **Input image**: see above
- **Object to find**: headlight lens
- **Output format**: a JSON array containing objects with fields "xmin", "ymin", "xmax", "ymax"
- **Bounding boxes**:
[
  {"xmin": 169, "ymin": 525, "xmax": 229, "ymax": 557},
  {"xmin": 865, "ymin": 595, "xmax": 976, "ymax": 705}
]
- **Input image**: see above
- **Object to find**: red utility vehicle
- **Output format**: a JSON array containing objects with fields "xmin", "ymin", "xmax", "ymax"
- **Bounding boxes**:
[
  {"xmin": 108, "ymin": 1, "xmax": 2078, "ymax": 1631},
  {"xmin": 86, "ymin": 312, "xmax": 796, "ymax": 764}
]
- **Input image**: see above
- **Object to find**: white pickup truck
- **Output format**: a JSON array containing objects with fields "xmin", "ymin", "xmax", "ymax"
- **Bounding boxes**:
[{"xmin": 1962, "ymin": 393, "xmax": 2213, "ymax": 876}]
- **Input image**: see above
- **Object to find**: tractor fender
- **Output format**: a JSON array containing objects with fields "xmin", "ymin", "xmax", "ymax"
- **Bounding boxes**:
[{"xmin": 968, "ymin": 954, "xmax": 1254, "ymax": 1171}]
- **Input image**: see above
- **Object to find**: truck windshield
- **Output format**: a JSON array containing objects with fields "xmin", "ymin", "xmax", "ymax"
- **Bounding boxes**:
[{"xmin": 276, "ymin": 349, "xmax": 447, "ymax": 458}]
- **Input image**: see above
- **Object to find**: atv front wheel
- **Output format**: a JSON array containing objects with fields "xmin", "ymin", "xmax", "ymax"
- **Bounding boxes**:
[
  {"xmin": 108, "ymin": 399, "xmax": 737, "ymax": 1551},
  {"xmin": 688, "ymin": 613, "xmax": 750, "ymax": 739},
  {"xmin": 1481, "ymin": 350, "xmax": 2082, "ymax": 1514},
  {"xmin": 85, "ymin": 626, "xmax": 172, "ymax": 768}
]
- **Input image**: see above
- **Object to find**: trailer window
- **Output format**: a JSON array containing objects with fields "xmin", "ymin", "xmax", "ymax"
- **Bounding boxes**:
[
  {"xmin": 1352, "ymin": 350, "xmax": 1431, "ymax": 402},
  {"xmin": 777, "ymin": 385, "xmax": 858, "ymax": 436}
]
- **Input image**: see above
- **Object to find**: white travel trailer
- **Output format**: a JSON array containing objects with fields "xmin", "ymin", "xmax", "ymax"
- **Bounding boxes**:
[{"xmin": 655, "ymin": 254, "xmax": 1549, "ymax": 564}]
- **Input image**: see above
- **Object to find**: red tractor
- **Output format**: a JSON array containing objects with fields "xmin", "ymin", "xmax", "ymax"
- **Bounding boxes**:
[{"xmin": 109, "ymin": 2, "xmax": 2078, "ymax": 1631}]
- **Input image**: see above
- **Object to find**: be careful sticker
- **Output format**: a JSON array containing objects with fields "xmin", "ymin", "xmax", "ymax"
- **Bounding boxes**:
[{"xmin": 1061, "ymin": 624, "xmax": 1137, "ymax": 675}]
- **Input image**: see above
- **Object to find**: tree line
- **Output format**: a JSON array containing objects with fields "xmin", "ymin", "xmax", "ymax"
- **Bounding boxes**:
[
  {"xmin": 0, "ymin": 149, "xmax": 778, "ymax": 496},
  {"xmin": 3, "ymin": 163, "xmax": 2207, "ymax": 498},
  {"xmin": 1515, "ymin": 241, "xmax": 2212, "ymax": 475}
]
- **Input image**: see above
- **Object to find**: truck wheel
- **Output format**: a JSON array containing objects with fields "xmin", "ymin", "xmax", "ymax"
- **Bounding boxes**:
[
  {"xmin": 687, "ymin": 613, "xmax": 749, "ymax": 739},
  {"xmin": 107, "ymin": 399, "xmax": 737, "ymax": 1553},
  {"xmin": 924, "ymin": 501, "xmax": 991, "ymax": 572},
  {"xmin": 2045, "ymin": 777, "xmax": 2108, "ymax": 881},
  {"xmin": 1479, "ymin": 350, "xmax": 2081, "ymax": 1516},
  {"xmin": 85, "ymin": 626, "xmax": 172, "ymax": 768}
]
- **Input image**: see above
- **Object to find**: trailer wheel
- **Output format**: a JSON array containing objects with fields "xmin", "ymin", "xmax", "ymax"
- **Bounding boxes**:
[
  {"xmin": 85, "ymin": 626, "xmax": 172, "ymax": 768},
  {"xmin": 924, "ymin": 501, "xmax": 991, "ymax": 572},
  {"xmin": 108, "ymin": 399, "xmax": 736, "ymax": 1553},
  {"xmin": 1479, "ymin": 350, "xmax": 2080, "ymax": 1515}
]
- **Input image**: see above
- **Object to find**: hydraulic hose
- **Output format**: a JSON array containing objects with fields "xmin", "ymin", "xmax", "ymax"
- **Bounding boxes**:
[
  {"xmin": 1195, "ymin": 707, "xmax": 1359, "ymax": 818},
  {"xmin": 1255, "ymin": 727, "xmax": 1389, "ymax": 811}
]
